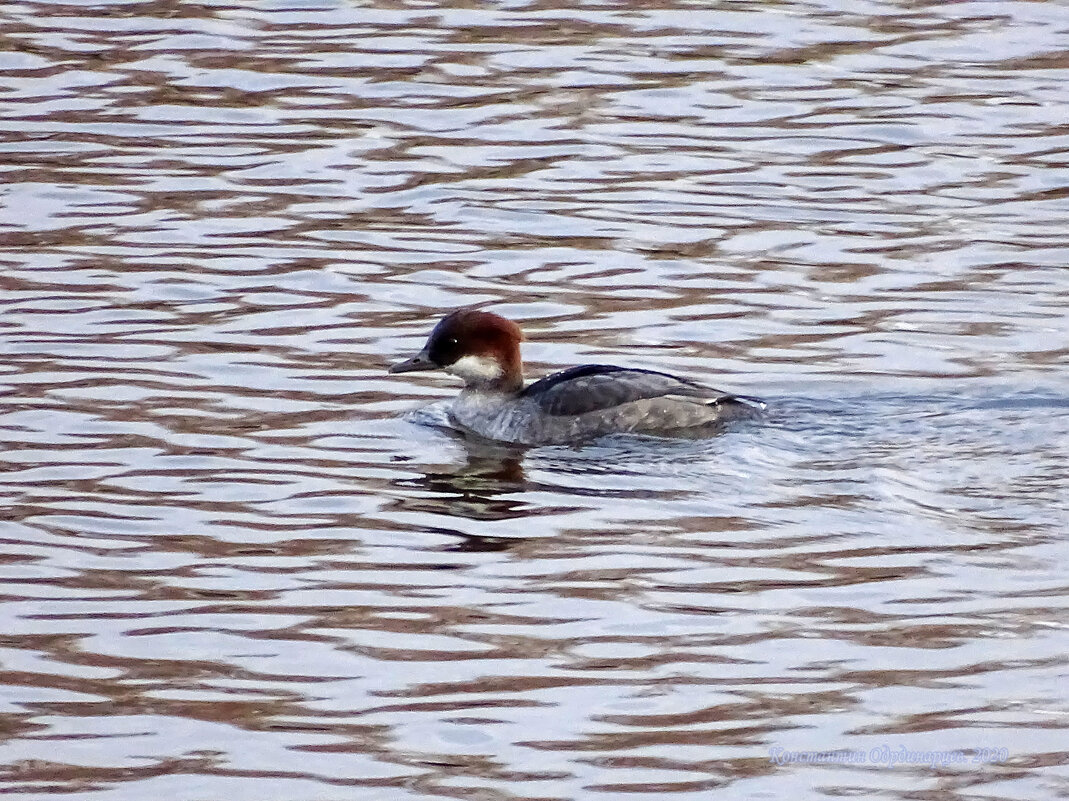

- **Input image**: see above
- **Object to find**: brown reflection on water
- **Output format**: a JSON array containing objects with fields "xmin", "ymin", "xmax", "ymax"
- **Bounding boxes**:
[{"xmin": 2, "ymin": 0, "xmax": 1068, "ymax": 798}]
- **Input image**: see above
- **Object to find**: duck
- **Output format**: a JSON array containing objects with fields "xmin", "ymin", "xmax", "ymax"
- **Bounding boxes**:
[{"xmin": 389, "ymin": 308, "xmax": 761, "ymax": 445}]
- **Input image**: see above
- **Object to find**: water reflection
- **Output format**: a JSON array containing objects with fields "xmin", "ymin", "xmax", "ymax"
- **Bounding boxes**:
[{"xmin": 392, "ymin": 438, "xmax": 533, "ymax": 524}]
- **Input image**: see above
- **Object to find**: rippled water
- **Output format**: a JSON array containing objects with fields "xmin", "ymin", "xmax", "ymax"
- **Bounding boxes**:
[{"xmin": 2, "ymin": 0, "xmax": 1067, "ymax": 798}]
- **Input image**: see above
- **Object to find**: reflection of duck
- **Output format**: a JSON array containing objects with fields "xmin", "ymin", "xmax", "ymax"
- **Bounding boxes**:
[
  {"xmin": 391, "ymin": 438, "xmax": 534, "ymax": 530},
  {"xmin": 390, "ymin": 308, "xmax": 763, "ymax": 446}
]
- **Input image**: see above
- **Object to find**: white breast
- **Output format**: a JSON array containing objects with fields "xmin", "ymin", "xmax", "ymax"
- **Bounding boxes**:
[{"xmin": 447, "ymin": 391, "xmax": 538, "ymax": 443}]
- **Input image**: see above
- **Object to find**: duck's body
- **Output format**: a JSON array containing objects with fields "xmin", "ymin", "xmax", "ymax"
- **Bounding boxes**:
[
  {"xmin": 390, "ymin": 309, "xmax": 761, "ymax": 446},
  {"xmin": 448, "ymin": 364, "xmax": 755, "ymax": 445}
]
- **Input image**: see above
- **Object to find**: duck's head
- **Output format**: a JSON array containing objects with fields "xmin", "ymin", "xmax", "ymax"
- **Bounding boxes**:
[{"xmin": 389, "ymin": 308, "xmax": 525, "ymax": 392}]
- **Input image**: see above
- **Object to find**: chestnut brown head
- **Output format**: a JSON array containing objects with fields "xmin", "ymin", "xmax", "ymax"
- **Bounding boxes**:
[{"xmin": 389, "ymin": 309, "xmax": 525, "ymax": 392}]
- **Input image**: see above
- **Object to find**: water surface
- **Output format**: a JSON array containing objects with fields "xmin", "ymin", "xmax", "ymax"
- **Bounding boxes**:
[{"xmin": 1, "ymin": 0, "xmax": 1067, "ymax": 799}]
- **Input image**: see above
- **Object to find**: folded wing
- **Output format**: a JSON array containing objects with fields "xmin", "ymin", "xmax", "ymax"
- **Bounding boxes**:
[{"xmin": 522, "ymin": 365, "xmax": 741, "ymax": 417}]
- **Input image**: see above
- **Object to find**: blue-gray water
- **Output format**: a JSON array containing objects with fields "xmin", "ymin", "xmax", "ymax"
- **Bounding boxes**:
[{"xmin": 1, "ymin": 1, "xmax": 1067, "ymax": 799}]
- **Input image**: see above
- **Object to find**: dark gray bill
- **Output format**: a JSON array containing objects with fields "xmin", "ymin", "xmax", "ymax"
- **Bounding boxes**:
[{"xmin": 388, "ymin": 350, "xmax": 436, "ymax": 374}]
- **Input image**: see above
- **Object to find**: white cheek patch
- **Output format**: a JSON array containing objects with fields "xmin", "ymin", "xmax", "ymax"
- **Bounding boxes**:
[{"xmin": 447, "ymin": 354, "xmax": 503, "ymax": 383}]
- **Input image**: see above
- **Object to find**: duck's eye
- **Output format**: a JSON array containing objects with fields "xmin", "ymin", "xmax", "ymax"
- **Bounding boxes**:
[{"xmin": 447, "ymin": 337, "xmax": 458, "ymax": 347}]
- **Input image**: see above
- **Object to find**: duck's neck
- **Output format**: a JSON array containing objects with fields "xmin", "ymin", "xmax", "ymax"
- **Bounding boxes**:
[{"xmin": 448, "ymin": 354, "xmax": 523, "ymax": 394}]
